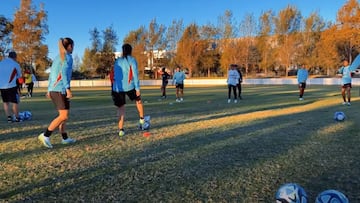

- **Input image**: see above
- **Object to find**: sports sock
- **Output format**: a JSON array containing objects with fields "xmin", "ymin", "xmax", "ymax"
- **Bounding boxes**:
[
  {"xmin": 44, "ymin": 129, "xmax": 53, "ymax": 137},
  {"xmin": 62, "ymin": 132, "xmax": 68, "ymax": 140}
]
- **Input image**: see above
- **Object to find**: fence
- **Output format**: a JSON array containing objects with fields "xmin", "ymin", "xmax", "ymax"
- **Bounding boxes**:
[{"xmin": 34, "ymin": 78, "xmax": 360, "ymax": 88}]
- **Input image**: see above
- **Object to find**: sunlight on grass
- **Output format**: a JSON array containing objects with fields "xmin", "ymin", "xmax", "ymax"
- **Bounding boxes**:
[{"xmin": 1, "ymin": 85, "xmax": 359, "ymax": 202}]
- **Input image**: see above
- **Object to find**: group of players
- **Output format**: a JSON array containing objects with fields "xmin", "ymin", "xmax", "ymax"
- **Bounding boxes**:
[{"xmin": 0, "ymin": 37, "xmax": 358, "ymax": 148}]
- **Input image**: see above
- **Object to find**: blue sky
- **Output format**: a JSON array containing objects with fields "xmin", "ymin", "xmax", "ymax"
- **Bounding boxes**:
[{"xmin": 1, "ymin": 0, "xmax": 347, "ymax": 60}]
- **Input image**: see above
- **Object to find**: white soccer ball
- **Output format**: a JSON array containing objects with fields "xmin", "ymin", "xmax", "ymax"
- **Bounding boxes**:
[
  {"xmin": 334, "ymin": 111, "xmax": 345, "ymax": 121},
  {"xmin": 315, "ymin": 189, "xmax": 349, "ymax": 203},
  {"xmin": 276, "ymin": 183, "xmax": 308, "ymax": 203}
]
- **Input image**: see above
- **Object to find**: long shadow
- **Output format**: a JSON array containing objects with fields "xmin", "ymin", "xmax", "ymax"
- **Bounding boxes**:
[{"xmin": 1, "ymin": 100, "xmax": 356, "ymax": 202}]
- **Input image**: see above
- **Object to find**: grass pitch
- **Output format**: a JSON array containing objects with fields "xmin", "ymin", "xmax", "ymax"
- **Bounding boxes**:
[{"xmin": 1, "ymin": 85, "xmax": 360, "ymax": 202}]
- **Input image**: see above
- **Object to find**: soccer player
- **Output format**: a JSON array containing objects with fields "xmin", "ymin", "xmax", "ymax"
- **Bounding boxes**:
[
  {"xmin": 38, "ymin": 38, "xmax": 76, "ymax": 148},
  {"xmin": 173, "ymin": 67, "xmax": 186, "ymax": 102},
  {"xmin": 227, "ymin": 64, "xmax": 240, "ymax": 103},
  {"xmin": 0, "ymin": 51, "xmax": 22, "ymax": 122},
  {"xmin": 236, "ymin": 65, "xmax": 243, "ymax": 100},
  {"xmin": 160, "ymin": 67, "xmax": 170, "ymax": 99},
  {"xmin": 112, "ymin": 43, "xmax": 145, "ymax": 136},
  {"xmin": 297, "ymin": 64, "xmax": 309, "ymax": 101},
  {"xmin": 338, "ymin": 59, "xmax": 357, "ymax": 106}
]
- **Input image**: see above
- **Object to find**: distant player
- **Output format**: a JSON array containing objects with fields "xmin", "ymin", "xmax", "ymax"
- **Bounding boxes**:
[
  {"xmin": 297, "ymin": 64, "xmax": 309, "ymax": 101},
  {"xmin": 112, "ymin": 43, "xmax": 145, "ymax": 136},
  {"xmin": 0, "ymin": 51, "xmax": 22, "ymax": 122},
  {"xmin": 338, "ymin": 59, "xmax": 357, "ymax": 106},
  {"xmin": 236, "ymin": 65, "xmax": 243, "ymax": 100},
  {"xmin": 160, "ymin": 67, "xmax": 170, "ymax": 99},
  {"xmin": 227, "ymin": 64, "xmax": 240, "ymax": 103},
  {"xmin": 38, "ymin": 38, "xmax": 76, "ymax": 148},
  {"xmin": 173, "ymin": 67, "xmax": 186, "ymax": 102}
]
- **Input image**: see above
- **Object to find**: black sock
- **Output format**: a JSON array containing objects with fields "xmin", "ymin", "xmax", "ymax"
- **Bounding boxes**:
[
  {"xmin": 44, "ymin": 129, "xmax": 52, "ymax": 137},
  {"xmin": 62, "ymin": 132, "xmax": 68, "ymax": 140},
  {"xmin": 120, "ymin": 128, "xmax": 124, "ymax": 132},
  {"xmin": 140, "ymin": 117, "xmax": 144, "ymax": 120}
]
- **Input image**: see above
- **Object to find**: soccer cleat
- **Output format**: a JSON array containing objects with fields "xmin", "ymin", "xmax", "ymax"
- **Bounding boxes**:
[
  {"xmin": 180, "ymin": 98, "xmax": 183, "ymax": 101},
  {"xmin": 234, "ymin": 99, "xmax": 238, "ymax": 103},
  {"xmin": 15, "ymin": 117, "xmax": 23, "ymax": 122},
  {"xmin": 38, "ymin": 133, "xmax": 53, "ymax": 148},
  {"xmin": 227, "ymin": 99, "xmax": 231, "ymax": 103},
  {"xmin": 176, "ymin": 98, "xmax": 180, "ymax": 102},
  {"xmin": 118, "ymin": 130, "xmax": 125, "ymax": 137},
  {"xmin": 347, "ymin": 102, "xmax": 351, "ymax": 106},
  {"xmin": 299, "ymin": 98, "xmax": 304, "ymax": 101},
  {"xmin": 7, "ymin": 116, "xmax": 13, "ymax": 123},
  {"xmin": 342, "ymin": 102, "xmax": 347, "ymax": 105},
  {"xmin": 61, "ymin": 138, "xmax": 76, "ymax": 144}
]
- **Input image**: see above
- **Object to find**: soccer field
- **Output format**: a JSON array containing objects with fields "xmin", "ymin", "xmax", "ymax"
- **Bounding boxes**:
[{"xmin": 1, "ymin": 85, "xmax": 359, "ymax": 202}]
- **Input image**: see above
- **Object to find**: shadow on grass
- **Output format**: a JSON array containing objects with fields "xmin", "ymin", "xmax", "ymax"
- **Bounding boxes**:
[{"xmin": 2, "ymin": 100, "xmax": 359, "ymax": 202}]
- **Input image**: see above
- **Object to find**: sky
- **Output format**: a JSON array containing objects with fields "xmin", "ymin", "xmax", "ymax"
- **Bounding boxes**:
[{"xmin": 1, "ymin": 0, "xmax": 347, "ymax": 60}]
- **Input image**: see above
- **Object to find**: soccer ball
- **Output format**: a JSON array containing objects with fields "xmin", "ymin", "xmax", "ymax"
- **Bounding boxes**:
[
  {"xmin": 23, "ymin": 111, "xmax": 32, "ymax": 120},
  {"xmin": 334, "ymin": 111, "xmax": 345, "ymax": 121},
  {"xmin": 276, "ymin": 183, "xmax": 308, "ymax": 203},
  {"xmin": 315, "ymin": 190, "xmax": 349, "ymax": 203},
  {"xmin": 139, "ymin": 115, "xmax": 151, "ymax": 130}
]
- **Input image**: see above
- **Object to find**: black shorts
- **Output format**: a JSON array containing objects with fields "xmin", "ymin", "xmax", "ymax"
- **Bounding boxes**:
[
  {"xmin": 176, "ymin": 83, "xmax": 184, "ymax": 89},
  {"xmin": 298, "ymin": 82, "xmax": 306, "ymax": 88},
  {"xmin": 0, "ymin": 86, "xmax": 19, "ymax": 103},
  {"xmin": 112, "ymin": 89, "xmax": 141, "ymax": 107},
  {"xmin": 342, "ymin": 83, "xmax": 352, "ymax": 88},
  {"xmin": 50, "ymin": 92, "xmax": 70, "ymax": 110}
]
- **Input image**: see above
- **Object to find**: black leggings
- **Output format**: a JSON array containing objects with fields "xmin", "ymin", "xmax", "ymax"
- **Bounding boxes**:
[{"xmin": 228, "ymin": 85, "xmax": 237, "ymax": 99}]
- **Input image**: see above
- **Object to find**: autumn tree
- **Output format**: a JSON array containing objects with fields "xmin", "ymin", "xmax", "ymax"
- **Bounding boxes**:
[
  {"xmin": 97, "ymin": 25, "xmax": 118, "ymax": 78},
  {"xmin": 239, "ymin": 13, "xmax": 258, "ymax": 75},
  {"xmin": 176, "ymin": 23, "xmax": 202, "ymax": 77},
  {"xmin": 12, "ymin": 0, "xmax": 49, "ymax": 75},
  {"xmin": 198, "ymin": 23, "xmax": 220, "ymax": 77},
  {"xmin": 334, "ymin": 0, "xmax": 360, "ymax": 62},
  {"xmin": 273, "ymin": 5, "xmax": 302, "ymax": 76},
  {"xmin": 298, "ymin": 12, "xmax": 326, "ymax": 68},
  {"xmin": 217, "ymin": 10, "xmax": 238, "ymax": 74},
  {"xmin": 0, "ymin": 15, "xmax": 13, "ymax": 59},
  {"xmin": 256, "ymin": 10, "xmax": 276, "ymax": 75},
  {"xmin": 123, "ymin": 26, "xmax": 147, "ymax": 78}
]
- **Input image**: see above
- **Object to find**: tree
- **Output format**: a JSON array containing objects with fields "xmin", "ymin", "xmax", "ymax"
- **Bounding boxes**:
[
  {"xmin": 146, "ymin": 18, "xmax": 166, "ymax": 79},
  {"xmin": 256, "ymin": 10, "xmax": 276, "ymax": 75},
  {"xmin": 165, "ymin": 19, "xmax": 184, "ymax": 70},
  {"xmin": 334, "ymin": 0, "xmax": 360, "ymax": 62},
  {"xmin": 217, "ymin": 10, "xmax": 238, "ymax": 74},
  {"xmin": 0, "ymin": 15, "xmax": 13, "ymax": 59},
  {"xmin": 12, "ymin": 0, "xmax": 49, "ymax": 74},
  {"xmin": 199, "ymin": 23, "xmax": 220, "ymax": 77},
  {"xmin": 273, "ymin": 5, "xmax": 302, "ymax": 76},
  {"xmin": 239, "ymin": 13, "xmax": 258, "ymax": 75},
  {"xmin": 176, "ymin": 23, "xmax": 202, "ymax": 77}
]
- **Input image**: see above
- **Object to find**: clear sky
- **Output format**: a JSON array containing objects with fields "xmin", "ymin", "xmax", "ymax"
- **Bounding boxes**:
[{"xmin": 1, "ymin": 0, "xmax": 347, "ymax": 60}]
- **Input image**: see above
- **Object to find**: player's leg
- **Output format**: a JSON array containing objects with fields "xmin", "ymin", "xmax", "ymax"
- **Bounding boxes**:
[
  {"xmin": 346, "ymin": 86, "xmax": 351, "ymax": 104},
  {"xmin": 180, "ymin": 84, "xmax": 184, "ymax": 101},
  {"xmin": 341, "ymin": 86, "xmax": 346, "ymax": 104},
  {"xmin": 113, "ymin": 91, "xmax": 126, "ymax": 136},
  {"xmin": 227, "ymin": 85, "xmax": 231, "ymax": 103},
  {"xmin": 238, "ymin": 84, "xmax": 242, "ymax": 99},
  {"xmin": 233, "ymin": 85, "xmax": 237, "ymax": 103}
]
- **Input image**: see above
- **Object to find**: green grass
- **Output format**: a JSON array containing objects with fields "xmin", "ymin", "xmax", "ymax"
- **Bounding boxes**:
[{"xmin": 1, "ymin": 85, "xmax": 360, "ymax": 202}]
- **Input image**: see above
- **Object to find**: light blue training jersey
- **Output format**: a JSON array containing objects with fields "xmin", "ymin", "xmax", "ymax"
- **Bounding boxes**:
[
  {"xmin": 338, "ymin": 65, "xmax": 356, "ymax": 85},
  {"xmin": 112, "ymin": 56, "xmax": 140, "ymax": 92},
  {"xmin": 173, "ymin": 71, "xmax": 185, "ymax": 85},
  {"xmin": 48, "ymin": 53, "xmax": 73, "ymax": 93},
  {"xmin": 297, "ymin": 68, "xmax": 308, "ymax": 83}
]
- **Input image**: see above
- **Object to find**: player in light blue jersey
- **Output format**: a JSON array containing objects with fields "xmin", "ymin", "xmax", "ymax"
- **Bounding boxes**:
[
  {"xmin": 112, "ymin": 43, "xmax": 145, "ymax": 136},
  {"xmin": 338, "ymin": 59, "xmax": 357, "ymax": 106},
  {"xmin": 173, "ymin": 67, "xmax": 186, "ymax": 102},
  {"xmin": 297, "ymin": 64, "xmax": 309, "ymax": 101},
  {"xmin": 38, "ymin": 38, "xmax": 76, "ymax": 148}
]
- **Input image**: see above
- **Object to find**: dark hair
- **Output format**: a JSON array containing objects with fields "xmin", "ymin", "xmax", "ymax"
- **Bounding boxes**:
[
  {"xmin": 8, "ymin": 51, "xmax": 17, "ymax": 59},
  {"xmin": 122, "ymin": 43, "xmax": 132, "ymax": 58},
  {"xmin": 61, "ymin": 37, "xmax": 74, "ymax": 49}
]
